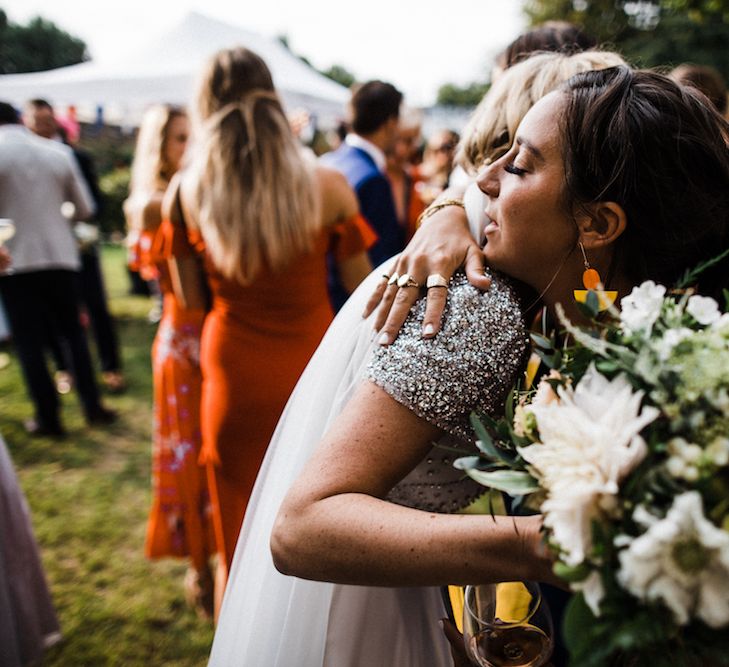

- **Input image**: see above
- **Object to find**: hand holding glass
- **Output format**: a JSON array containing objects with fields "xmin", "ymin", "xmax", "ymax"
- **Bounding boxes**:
[{"xmin": 463, "ymin": 581, "xmax": 553, "ymax": 667}]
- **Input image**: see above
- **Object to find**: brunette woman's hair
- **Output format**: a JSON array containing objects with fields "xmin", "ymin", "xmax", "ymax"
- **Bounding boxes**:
[{"xmin": 561, "ymin": 66, "xmax": 729, "ymax": 298}]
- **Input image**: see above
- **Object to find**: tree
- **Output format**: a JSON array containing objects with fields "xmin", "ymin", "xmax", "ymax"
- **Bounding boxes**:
[
  {"xmin": 321, "ymin": 64, "xmax": 356, "ymax": 89},
  {"xmin": 0, "ymin": 11, "xmax": 89, "ymax": 74},
  {"xmin": 436, "ymin": 81, "xmax": 491, "ymax": 107},
  {"xmin": 523, "ymin": 0, "xmax": 729, "ymax": 80}
]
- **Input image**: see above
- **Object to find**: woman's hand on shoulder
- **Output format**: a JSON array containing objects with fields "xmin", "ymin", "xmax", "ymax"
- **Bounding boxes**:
[{"xmin": 365, "ymin": 188, "xmax": 491, "ymax": 346}]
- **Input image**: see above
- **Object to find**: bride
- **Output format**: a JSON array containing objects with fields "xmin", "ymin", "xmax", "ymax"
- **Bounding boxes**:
[{"xmin": 210, "ymin": 65, "xmax": 729, "ymax": 666}]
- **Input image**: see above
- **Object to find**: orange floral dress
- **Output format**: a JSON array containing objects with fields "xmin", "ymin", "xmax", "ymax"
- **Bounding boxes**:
[
  {"xmin": 141, "ymin": 228, "xmax": 216, "ymax": 571},
  {"xmin": 161, "ymin": 214, "xmax": 375, "ymax": 572}
]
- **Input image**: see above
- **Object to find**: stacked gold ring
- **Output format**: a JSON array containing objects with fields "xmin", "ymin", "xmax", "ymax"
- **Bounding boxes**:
[{"xmin": 426, "ymin": 274, "xmax": 449, "ymax": 289}]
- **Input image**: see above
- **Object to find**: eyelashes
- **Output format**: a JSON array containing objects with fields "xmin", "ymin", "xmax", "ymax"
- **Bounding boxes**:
[{"xmin": 504, "ymin": 163, "xmax": 527, "ymax": 176}]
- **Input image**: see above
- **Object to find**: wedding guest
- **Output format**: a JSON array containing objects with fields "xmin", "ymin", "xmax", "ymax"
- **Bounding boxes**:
[
  {"xmin": 321, "ymin": 80, "xmax": 403, "ymax": 310},
  {"xmin": 0, "ymin": 432, "xmax": 61, "ymax": 666},
  {"xmin": 23, "ymin": 99, "xmax": 126, "ymax": 394},
  {"xmin": 414, "ymin": 128, "xmax": 460, "ymax": 206},
  {"xmin": 123, "ymin": 104, "xmax": 216, "ymax": 618},
  {"xmin": 491, "ymin": 20, "xmax": 596, "ymax": 83},
  {"xmin": 208, "ymin": 50, "xmax": 626, "ymax": 666},
  {"xmin": 385, "ymin": 107, "xmax": 425, "ymax": 242},
  {"xmin": 670, "ymin": 63, "xmax": 727, "ymax": 116},
  {"xmin": 0, "ymin": 102, "xmax": 115, "ymax": 436},
  {"xmin": 162, "ymin": 46, "xmax": 373, "ymax": 610}
]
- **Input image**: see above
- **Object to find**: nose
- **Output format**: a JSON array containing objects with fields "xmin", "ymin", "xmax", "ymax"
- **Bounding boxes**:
[{"xmin": 476, "ymin": 159, "xmax": 500, "ymax": 198}]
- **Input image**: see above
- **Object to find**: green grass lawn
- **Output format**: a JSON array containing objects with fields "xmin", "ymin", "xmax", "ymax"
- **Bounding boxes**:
[{"xmin": 1, "ymin": 245, "xmax": 214, "ymax": 666}]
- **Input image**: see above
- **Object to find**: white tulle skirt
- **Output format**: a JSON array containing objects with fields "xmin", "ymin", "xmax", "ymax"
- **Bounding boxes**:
[{"xmin": 208, "ymin": 264, "xmax": 454, "ymax": 666}]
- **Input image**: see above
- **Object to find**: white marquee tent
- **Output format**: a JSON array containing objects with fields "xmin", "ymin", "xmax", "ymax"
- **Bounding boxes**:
[{"xmin": 0, "ymin": 12, "xmax": 349, "ymax": 126}]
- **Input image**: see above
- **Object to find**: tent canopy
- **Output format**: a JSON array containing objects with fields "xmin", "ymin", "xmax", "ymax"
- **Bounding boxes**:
[{"xmin": 0, "ymin": 12, "xmax": 349, "ymax": 126}]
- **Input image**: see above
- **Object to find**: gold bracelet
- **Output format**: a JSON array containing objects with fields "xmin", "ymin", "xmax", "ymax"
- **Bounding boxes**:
[{"xmin": 416, "ymin": 198, "xmax": 465, "ymax": 228}]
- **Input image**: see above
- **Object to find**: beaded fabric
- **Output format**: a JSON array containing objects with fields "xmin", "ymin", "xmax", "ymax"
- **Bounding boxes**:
[{"xmin": 366, "ymin": 270, "xmax": 529, "ymax": 512}]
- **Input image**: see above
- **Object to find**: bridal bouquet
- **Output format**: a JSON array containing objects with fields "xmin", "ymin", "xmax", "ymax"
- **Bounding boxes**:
[{"xmin": 457, "ymin": 264, "xmax": 729, "ymax": 666}]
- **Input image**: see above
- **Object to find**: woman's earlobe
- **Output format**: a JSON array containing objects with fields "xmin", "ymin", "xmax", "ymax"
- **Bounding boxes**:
[{"xmin": 579, "ymin": 201, "xmax": 627, "ymax": 248}]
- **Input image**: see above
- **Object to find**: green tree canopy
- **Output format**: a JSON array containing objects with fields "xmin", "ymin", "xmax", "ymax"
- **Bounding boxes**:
[
  {"xmin": 0, "ymin": 10, "xmax": 89, "ymax": 74},
  {"xmin": 321, "ymin": 64, "xmax": 356, "ymax": 89},
  {"xmin": 436, "ymin": 81, "xmax": 491, "ymax": 107},
  {"xmin": 524, "ymin": 0, "xmax": 729, "ymax": 80}
]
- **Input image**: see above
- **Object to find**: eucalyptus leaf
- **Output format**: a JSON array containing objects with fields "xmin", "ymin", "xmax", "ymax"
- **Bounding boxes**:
[
  {"xmin": 465, "ymin": 469, "xmax": 539, "ymax": 494},
  {"xmin": 452, "ymin": 455, "xmax": 482, "ymax": 471},
  {"xmin": 530, "ymin": 332, "xmax": 554, "ymax": 350}
]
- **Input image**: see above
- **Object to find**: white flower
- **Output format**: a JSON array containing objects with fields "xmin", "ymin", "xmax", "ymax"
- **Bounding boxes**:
[
  {"xmin": 620, "ymin": 281, "xmax": 666, "ymax": 335},
  {"xmin": 617, "ymin": 492, "xmax": 729, "ymax": 628},
  {"xmin": 573, "ymin": 570, "xmax": 605, "ymax": 616},
  {"xmin": 711, "ymin": 312, "xmax": 729, "ymax": 333},
  {"xmin": 686, "ymin": 295, "xmax": 721, "ymax": 326},
  {"xmin": 519, "ymin": 365, "xmax": 659, "ymax": 566},
  {"xmin": 653, "ymin": 327, "xmax": 694, "ymax": 361}
]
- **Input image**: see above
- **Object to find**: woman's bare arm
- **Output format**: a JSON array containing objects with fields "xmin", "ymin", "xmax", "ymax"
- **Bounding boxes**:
[
  {"xmin": 364, "ymin": 187, "xmax": 490, "ymax": 344},
  {"xmin": 318, "ymin": 165, "xmax": 373, "ymax": 295},
  {"xmin": 271, "ymin": 381, "xmax": 553, "ymax": 588},
  {"xmin": 162, "ymin": 175, "xmax": 208, "ymax": 311}
]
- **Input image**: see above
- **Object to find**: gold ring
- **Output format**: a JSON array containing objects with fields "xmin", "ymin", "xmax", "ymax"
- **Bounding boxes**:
[
  {"xmin": 397, "ymin": 273, "xmax": 420, "ymax": 288},
  {"xmin": 387, "ymin": 272, "xmax": 400, "ymax": 286},
  {"xmin": 426, "ymin": 274, "xmax": 449, "ymax": 289}
]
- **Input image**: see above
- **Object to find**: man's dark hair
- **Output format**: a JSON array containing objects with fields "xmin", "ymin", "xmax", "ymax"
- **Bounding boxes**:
[
  {"xmin": 0, "ymin": 102, "xmax": 20, "ymax": 125},
  {"xmin": 349, "ymin": 81, "xmax": 402, "ymax": 136},
  {"xmin": 27, "ymin": 98, "xmax": 54, "ymax": 112}
]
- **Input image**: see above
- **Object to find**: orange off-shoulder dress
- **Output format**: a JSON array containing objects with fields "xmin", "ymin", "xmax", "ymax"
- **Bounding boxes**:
[
  {"xmin": 161, "ymin": 215, "xmax": 376, "ymax": 571},
  {"xmin": 140, "ymin": 227, "xmax": 216, "ymax": 572}
]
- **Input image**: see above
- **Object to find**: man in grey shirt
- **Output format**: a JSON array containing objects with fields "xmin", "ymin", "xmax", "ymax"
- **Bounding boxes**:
[{"xmin": 0, "ymin": 102, "xmax": 114, "ymax": 436}]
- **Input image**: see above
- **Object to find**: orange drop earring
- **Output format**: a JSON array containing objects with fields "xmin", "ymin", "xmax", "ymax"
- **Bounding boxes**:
[{"xmin": 573, "ymin": 242, "xmax": 618, "ymax": 312}]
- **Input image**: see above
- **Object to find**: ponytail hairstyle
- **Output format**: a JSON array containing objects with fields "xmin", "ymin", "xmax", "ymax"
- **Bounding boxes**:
[
  {"xmin": 187, "ymin": 47, "xmax": 319, "ymax": 284},
  {"xmin": 560, "ymin": 66, "xmax": 729, "ymax": 299}
]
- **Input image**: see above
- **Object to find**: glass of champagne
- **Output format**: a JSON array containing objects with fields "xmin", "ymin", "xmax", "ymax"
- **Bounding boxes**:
[
  {"xmin": 463, "ymin": 581, "xmax": 554, "ymax": 667},
  {"xmin": 0, "ymin": 219, "xmax": 15, "ymax": 246}
]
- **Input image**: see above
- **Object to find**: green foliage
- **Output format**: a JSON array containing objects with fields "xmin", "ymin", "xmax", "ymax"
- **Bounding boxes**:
[
  {"xmin": 0, "ymin": 10, "xmax": 89, "ymax": 73},
  {"xmin": 436, "ymin": 81, "xmax": 491, "ymax": 107},
  {"xmin": 77, "ymin": 124, "xmax": 136, "ymax": 236},
  {"xmin": 523, "ymin": 0, "xmax": 729, "ymax": 80},
  {"xmin": 321, "ymin": 64, "xmax": 356, "ymax": 89},
  {"xmin": 98, "ymin": 168, "xmax": 131, "ymax": 236}
]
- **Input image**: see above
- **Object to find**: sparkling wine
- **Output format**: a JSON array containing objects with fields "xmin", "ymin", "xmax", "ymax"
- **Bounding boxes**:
[
  {"xmin": 469, "ymin": 624, "xmax": 552, "ymax": 667},
  {"xmin": 0, "ymin": 220, "xmax": 15, "ymax": 244}
]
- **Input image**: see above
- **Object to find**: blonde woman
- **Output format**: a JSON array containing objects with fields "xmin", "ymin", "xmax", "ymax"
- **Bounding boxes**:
[
  {"xmin": 161, "ymin": 47, "xmax": 373, "ymax": 606},
  {"xmin": 125, "ymin": 105, "xmax": 216, "ymax": 618}
]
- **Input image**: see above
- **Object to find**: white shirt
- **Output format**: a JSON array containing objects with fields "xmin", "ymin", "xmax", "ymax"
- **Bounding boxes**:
[
  {"xmin": 345, "ymin": 133, "xmax": 387, "ymax": 173},
  {"xmin": 0, "ymin": 125, "xmax": 94, "ymax": 275}
]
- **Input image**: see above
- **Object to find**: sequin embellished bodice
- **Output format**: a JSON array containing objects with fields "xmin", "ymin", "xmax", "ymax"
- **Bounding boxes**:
[{"xmin": 366, "ymin": 270, "xmax": 528, "ymax": 512}]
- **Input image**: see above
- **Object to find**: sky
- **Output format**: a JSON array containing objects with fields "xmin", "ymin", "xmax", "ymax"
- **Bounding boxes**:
[{"xmin": 1, "ymin": 0, "xmax": 526, "ymax": 106}]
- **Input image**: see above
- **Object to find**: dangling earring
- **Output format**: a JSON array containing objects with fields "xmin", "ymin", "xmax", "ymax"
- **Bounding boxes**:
[{"xmin": 573, "ymin": 242, "xmax": 618, "ymax": 312}]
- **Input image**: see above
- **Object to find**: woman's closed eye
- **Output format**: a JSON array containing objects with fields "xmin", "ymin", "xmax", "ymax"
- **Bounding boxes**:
[{"xmin": 504, "ymin": 162, "xmax": 528, "ymax": 176}]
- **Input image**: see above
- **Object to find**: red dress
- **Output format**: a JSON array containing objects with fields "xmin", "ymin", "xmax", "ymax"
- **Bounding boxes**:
[
  {"xmin": 163, "ymin": 215, "xmax": 375, "ymax": 571},
  {"xmin": 141, "ymin": 228, "xmax": 216, "ymax": 571}
]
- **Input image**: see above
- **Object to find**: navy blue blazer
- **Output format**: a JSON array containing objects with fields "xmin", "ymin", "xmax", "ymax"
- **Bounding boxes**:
[{"xmin": 321, "ymin": 143, "xmax": 404, "ymax": 310}]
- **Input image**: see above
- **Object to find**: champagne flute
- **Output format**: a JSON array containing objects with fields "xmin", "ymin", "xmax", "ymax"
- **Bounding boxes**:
[
  {"xmin": 463, "ymin": 582, "xmax": 554, "ymax": 667},
  {"xmin": 0, "ymin": 219, "xmax": 15, "ymax": 245}
]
